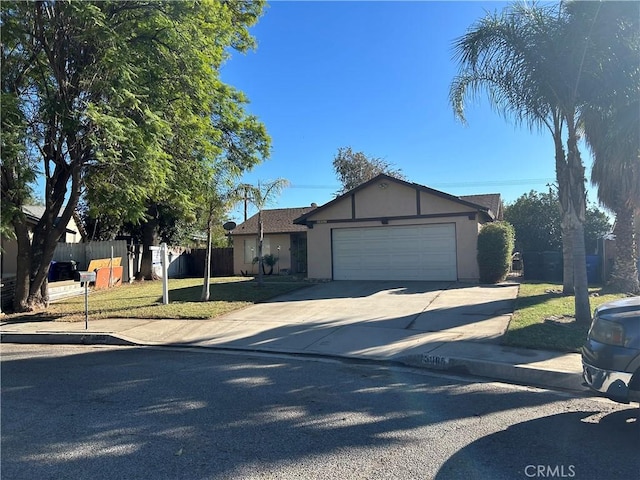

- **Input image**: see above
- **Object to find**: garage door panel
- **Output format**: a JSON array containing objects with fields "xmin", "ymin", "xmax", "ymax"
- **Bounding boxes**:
[{"xmin": 332, "ymin": 224, "xmax": 457, "ymax": 281}]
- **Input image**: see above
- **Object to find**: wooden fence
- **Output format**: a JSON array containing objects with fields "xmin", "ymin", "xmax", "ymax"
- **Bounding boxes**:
[
  {"xmin": 52, "ymin": 242, "xmax": 233, "ymax": 281},
  {"xmin": 189, "ymin": 248, "xmax": 234, "ymax": 277}
]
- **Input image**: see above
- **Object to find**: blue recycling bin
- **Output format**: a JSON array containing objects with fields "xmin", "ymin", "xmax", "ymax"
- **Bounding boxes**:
[
  {"xmin": 48, "ymin": 261, "xmax": 57, "ymax": 281},
  {"xmin": 586, "ymin": 255, "xmax": 601, "ymax": 284}
]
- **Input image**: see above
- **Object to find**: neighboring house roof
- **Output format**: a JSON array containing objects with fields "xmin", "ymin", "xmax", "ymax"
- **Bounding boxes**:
[
  {"xmin": 22, "ymin": 205, "xmax": 79, "ymax": 235},
  {"xmin": 232, "ymin": 206, "xmax": 317, "ymax": 236},
  {"xmin": 459, "ymin": 194, "xmax": 503, "ymax": 220},
  {"xmin": 294, "ymin": 174, "xmax": 500, "ymax": 225}
]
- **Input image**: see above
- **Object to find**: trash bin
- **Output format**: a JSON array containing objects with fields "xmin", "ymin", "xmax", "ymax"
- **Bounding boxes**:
[
  {"xmin": 586, "ymin": 255, "xmax": 601, "ymax": 284},
  {"xmin": 51, "ymin": 261, "xmax": 77, "ymax": 281},
  {"xmin": 542, "ymin": 251, "xmax": 562, "ymax": 282},
  {"xmin": 48, "ymin": 261, "xmax": 58, "ymax": 281},
  {"xmin": 523, "ymin": 251, "xmax": 543, "ymax": 280}
]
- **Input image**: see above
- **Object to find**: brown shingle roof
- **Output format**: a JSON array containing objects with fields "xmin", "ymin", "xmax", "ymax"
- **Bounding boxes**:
[
  {"xmin": 232, "ymin": 206, "xmax": 316, "ymax": 235},
  {"xmin": 459, "ymin": 194, "xmax": 503, "ymax": 220}
]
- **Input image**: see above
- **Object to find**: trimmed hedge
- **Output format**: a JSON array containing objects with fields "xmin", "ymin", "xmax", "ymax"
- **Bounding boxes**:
[{"xmin": 477, "ymin": 222, "xmax": 515, "ymax": 283}]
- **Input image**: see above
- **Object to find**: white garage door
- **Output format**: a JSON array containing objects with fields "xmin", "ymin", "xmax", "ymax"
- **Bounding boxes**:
[{"xmin": 332, "ymin": 224, "xmax": 457, "ymax": 281}]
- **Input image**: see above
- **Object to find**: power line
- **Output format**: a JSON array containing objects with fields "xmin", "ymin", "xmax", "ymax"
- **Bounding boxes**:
[
  {"xmin": 288, "ymin": 178, "xmax": 555, "ymax": 190},
  {"xmin": 431, "ymin": 178, "xmax": 555, "ymax": 188}
]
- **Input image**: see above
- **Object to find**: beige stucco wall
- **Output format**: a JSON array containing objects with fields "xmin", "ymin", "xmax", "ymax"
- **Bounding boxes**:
[
  {"xmin": 233, "ymin": 233, "xmax": 293, "ymax": 275},
  {"xmin": 308, "ymin": 180, "xmax": 474, "ymax": 222},
  {"xmin": 1, "ymin": 238, "xmax": 19, "ymax": 279},
  {"xmin": 307, "ymin": 217, "xmax": 480, "ymax": 282},
  {"xmin": 306, "ymin": 198, "xmax": 352, "ymax": 221},
  {"xmin": 63, "ymin": 216, "xmax": 82, "ymax": 243},
  {"xmin": 305, "ymin": 181, "xmax": 483, "ymax": 282},
  {"xmin": 355, "ymin": 181, "xmax": 417, "ymax": 217},
  {"xmin": 419, "ymin": 190, "xmax": 472, "ymax": 215}
]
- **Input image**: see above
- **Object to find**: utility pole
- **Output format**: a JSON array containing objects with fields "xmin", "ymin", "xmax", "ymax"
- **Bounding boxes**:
[
  {"xmin": 237, "ymin": 184, "xmax": 250, "ymax": 222},
  {"xmin": 244, "ymin": 184, "xmax": 248, "ymax": 222}
]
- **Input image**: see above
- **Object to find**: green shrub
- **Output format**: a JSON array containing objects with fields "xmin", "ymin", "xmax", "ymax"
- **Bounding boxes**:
[
  {"xmin": 477, "ymin": 221, "xmax": 515, "ymax": 283},
  {"xmin": 252, "ymin": 254, "xmax": 279, "ymax": 275}
]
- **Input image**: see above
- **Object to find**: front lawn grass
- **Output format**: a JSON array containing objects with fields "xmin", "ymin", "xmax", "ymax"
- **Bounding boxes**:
[
  {"xmin": 503, "ymin": 281, "xmax": 628, "ymax": 352},
  {"xmin": 6, "ymin": 276, "xmax": 309, "ymax": 322}
]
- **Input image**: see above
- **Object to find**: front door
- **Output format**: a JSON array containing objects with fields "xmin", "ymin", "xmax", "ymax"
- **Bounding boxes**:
[{"xmin": 290, "ymin": 234, "xmax": 307, "ymax": 275}]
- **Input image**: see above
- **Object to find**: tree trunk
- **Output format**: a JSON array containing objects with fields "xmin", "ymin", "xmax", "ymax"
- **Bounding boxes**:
[
  {"xmin": 572, "ymin": 221, "xmax": 591, "ymax": 324},
  {"xmin": 554, "ymin": 123, "xmax": 575, "ymax": 294},
  {"xmin": 566, "ymin": 119, "xmax": 591, "ymax": 324},
  {"xmin": 257, "ymin": 210, "xmax": 264, "ymax": 287},
  {"xmin": 137, "ymin": 211, "xmax": 160, "ymax": 281},
  {"xmin": 5, "ymin": 4, "xmax": 87, "ymax": 312},
  {"xmin": 12, "ymin": 195, "xmax": 79, "ymax": 312},
  {"xmin": 561, "ymin": 217, "xmax": 574, "ymax": 295},
  {"xmin": 12, "ymin": 219, "xmax": 32, "ymax": 312},
  {"xmin": 609, "ymin": 203, "xmax": 640, "ymax": 293},
  {"xmin": 201, "ymin": 216, "xmax": 212, "ymax": 301}
]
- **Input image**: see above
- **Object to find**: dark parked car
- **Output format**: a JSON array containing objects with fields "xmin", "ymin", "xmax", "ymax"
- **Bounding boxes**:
[{"xmin": 582, "ymin": 296, "xmax": 640, "ymax": 404}]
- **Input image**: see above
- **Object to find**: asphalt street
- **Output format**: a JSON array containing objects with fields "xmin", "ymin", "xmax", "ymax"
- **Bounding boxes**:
[{"xmin": 1, "ymin": 344, "xmax": 638, "ymax": 480}]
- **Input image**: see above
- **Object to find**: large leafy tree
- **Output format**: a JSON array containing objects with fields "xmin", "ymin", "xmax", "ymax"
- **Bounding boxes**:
[
  {"xmin": 1, "ymin": 1, "xmax": 269, "ymax": 310},
  {"xmin": 333, "ymin": 147, "xmax": 405, "ymax": 195},
  {"xmin": 569, "ymin": 1, "xmax": 640, "ymax": 293},
  {"xmin": 83, "ymin": 5, "xmax": 269, "ymax": 281},
  {"xmin": 450, "ymin": 2, "xmax": 595, "ymax": 323},
  {"xmin": 504, "ymin": 190, "xmax": 611, "ymax": 256},
  {"xmin": 504, "ymin": 191, "xmax": 562, "ymax": 253}
]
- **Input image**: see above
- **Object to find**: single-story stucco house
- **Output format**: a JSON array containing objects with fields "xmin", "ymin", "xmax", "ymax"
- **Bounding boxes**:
[
  {"xmin": 233, "ymin": 174, "xmax": 502, "ymax": 282},
  {"xmin": 232, "ymin": 206, "xmax": 316, "ymax": 276}
]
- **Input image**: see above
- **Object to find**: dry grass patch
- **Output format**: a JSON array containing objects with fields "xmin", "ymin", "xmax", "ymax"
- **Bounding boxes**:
[{"xmin": 4, "ymin": 276, "xmax": 309, "ymax": 322}]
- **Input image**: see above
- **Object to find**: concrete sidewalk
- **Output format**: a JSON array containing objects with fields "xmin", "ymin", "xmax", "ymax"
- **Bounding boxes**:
[{"xmin": 0, "ymin": 281, "xmax": 586, "ymax": 394}]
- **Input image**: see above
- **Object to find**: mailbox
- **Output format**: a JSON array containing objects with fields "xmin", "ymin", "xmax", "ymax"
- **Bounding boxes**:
[{"xmin": 73, "ymin": 270, "xmax": 96, "ymax": 283}]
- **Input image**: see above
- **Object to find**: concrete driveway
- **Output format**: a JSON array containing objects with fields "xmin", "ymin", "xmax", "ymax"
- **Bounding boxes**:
[
  {"xmin": 1, "ymin": 278, "xmax": 585, "ymax": 394},
  {"xmin": 221, "ymin": 280, "xmax": 519, "ymax": 343},
  {"xmin": 2, "ymin": 280, "xmax": 517, "ymax": 363}
]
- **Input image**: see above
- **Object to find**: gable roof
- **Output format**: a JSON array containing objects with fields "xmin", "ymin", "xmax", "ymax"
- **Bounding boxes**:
[
  {"xmin": 232, "ymin": 206, "xmax": 317, "ymax": 235},
  {"xmin": 22, "ymin": 205, "xmax": 80, "ymax": 235},
  {"xmin": 294, "ymin": 174, "xmax": 500, "ymax": 225}
]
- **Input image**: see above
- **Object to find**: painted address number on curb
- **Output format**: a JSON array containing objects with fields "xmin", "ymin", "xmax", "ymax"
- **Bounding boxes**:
[{"xmin": 421, "ymin": 354, "xmax": 449, "ymax": 368}]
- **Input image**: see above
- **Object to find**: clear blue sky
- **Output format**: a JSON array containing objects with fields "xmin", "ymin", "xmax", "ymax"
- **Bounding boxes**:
[{"xmin": 223, "ymin": 0, "xmax": 600, "ymax": 222}]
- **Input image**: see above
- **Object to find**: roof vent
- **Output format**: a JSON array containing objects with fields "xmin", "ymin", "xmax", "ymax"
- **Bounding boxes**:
[{"xmin": 311, "ymin": 203, "xmax": 317, "ymax": 208}]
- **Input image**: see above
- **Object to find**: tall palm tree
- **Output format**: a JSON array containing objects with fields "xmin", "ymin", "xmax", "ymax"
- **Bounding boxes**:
[
  {"xmin": 581, "ymin": 89, "xmax": 639, "ymax": 295},
  {"xmin": 450, "ymin": 2, "xmax": 592, "ymax": 323},
  {"xmin": 241, "ymin": 178, "xmax": 290, "ymax": 287},
  {"xmin": 200, "ymin": 187, "xmax": 232, "ymax": 302},
  {"xmin": 571, "ymin": 0, "xmax": 640, "ymax": 293},
  {"xmin": 586, "ymin": 104, "xmax": 640, "ymax": 293}
]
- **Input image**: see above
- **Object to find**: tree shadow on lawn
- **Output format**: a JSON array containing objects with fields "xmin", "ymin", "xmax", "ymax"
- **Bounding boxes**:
[
  {"xmin": 514, "ymin": 292, "xmax": 562, "ymax": 310},
  {"xmin": 168, "ymin": 281, "xmax": 310, "ymax": 304},
  {"xmin": 503, "ymin": 320, "xmax": 590, "ymax": 353},
  {"xmin": 515, "ymin": 284, "xmax": 615, "ymax": 311},
  {"xmin": 0, "ymin": 312, "xmax": 71, "ymax": 325}
]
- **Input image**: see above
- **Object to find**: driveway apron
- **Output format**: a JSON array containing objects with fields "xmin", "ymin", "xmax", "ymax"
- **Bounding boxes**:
[{"xmin": 215, "ymin": 281, "xmax": 519, "ymax": 352}]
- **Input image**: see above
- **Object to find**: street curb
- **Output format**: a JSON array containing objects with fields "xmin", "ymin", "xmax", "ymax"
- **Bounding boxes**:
[
  {"xmin": 399, "ymin": 353, "xmax": 587, "ymax": 394},
  {"xmin": 1, "ymin": 332, "xmax": 588, "ymax": 395},
  {"xmin": 1, "ymin": 332, "xmax": 135, "ymax": 346}
]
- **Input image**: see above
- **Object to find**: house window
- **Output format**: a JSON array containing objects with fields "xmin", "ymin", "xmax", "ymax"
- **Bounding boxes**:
[{"xmin": 244, "ymin": 238, "xmax": 270, "ymax": 263}]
